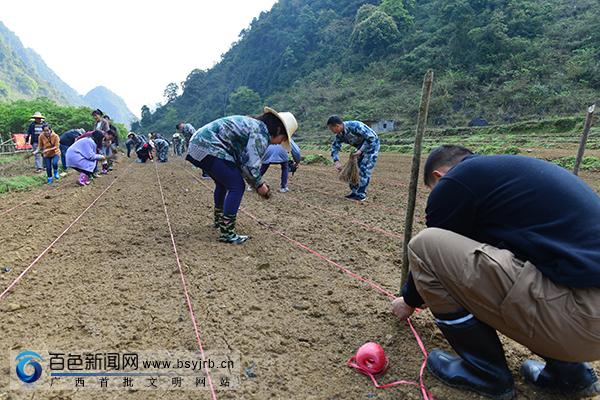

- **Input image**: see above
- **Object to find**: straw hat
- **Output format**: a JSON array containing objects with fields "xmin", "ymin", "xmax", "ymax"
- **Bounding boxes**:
[
  {"xmin": 30, "ymin": 111, "xmax": 45, "ymax": 120},
  {"xmin": 264, "ymin": 106, "xmax": 298, "ymax": 150}
]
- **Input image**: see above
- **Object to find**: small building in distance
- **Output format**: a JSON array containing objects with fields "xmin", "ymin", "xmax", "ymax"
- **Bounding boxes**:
[
  {"xmin": 363, "ymin": 119, "xmax": 396, "ymax": 133},
  {"xmin": 468, "ymin": 116, "xmax": 489, "ymax": 127}
]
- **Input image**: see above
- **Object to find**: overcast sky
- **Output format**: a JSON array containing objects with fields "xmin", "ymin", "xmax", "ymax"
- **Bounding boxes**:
[{"xmin": 2, "ymin": 0, "xmax": 278, "ymax": 117}]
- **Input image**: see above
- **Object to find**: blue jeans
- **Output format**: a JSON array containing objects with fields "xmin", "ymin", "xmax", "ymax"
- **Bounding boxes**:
[
  {"xmin": 60, "ymin": 144, "xmax": 69, "ymax": 170},
  {"xmin": 44, "ymin": 155, "xmax": 59, "ymax": 178},
  {"xmin": 125, "ymin": 140, "xmax": 133, "ymax": 157},
  {"xmin": 186, "ymin": 155, "xmax": 245, "ymax": 216},
  {"xmin": 260, "ymin": 162, "xmax": 289, "ymax": 188}
]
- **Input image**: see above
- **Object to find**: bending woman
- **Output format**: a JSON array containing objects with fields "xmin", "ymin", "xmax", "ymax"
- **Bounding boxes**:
[
  {"xmin": 66, "ymin": 130, "xmax": 106, "ymax": 186},
  {"xmin": 186, "ymin": 107, "xmax": 298, "ymax": 244}
]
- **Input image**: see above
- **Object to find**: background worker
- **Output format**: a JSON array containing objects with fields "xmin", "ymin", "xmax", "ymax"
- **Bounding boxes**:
[
  {"xmin": 25, "ymin": 111, "xmax": 45, "ymax": 172},
  {"xmin": 92, "ymin": 109, "xmax": 109, "ymax": 132},
  {"xmin": 59, "ymin": 128, "xmax": 84, "ymax": 170},
  {"xmin": 38, "ymin": 123, "xmax": 61, "ymax": 184},
  {"xmin": 66, "ymin": 130, "xmax": 106, "ymax": 186},
  {"xmin": 103, "ymin": 115, "xmax": 119, "ymax": 171},
  {"xmin": 327, "ymin": 115, "xmax": 380, "ymax": 202},
  {"xmin": 177, "ymin": 121, "xmax": 209, "ymax": 178},
  {"xmin": 154, "ymin": 135, "xmax": 170, "ymax": 162},
  {"xmin": 125, "ymin": 132, "xmax": 142, "ymax": 157},
  {"xmin": 259, "ymin": 139, "xmax": 301, "ymax": 193},
  {"xmin": 172, "ymin": 132, "xmax": 184, "ymax": 156}
]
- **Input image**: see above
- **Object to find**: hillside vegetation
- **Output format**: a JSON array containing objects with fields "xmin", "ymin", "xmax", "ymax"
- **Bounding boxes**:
[
  {"xmin": 0, "ymin": 98, "xmax": 129, "ymax": 142},
  {"xmin": 137, "ymin": 0, "xmax": 599, "ymax": 140},
  {"xmin": 0, "ymin": 22, "xmax": 69, "ymax": 104},
  {"xmin": 0, "ymin": 21, "xmax": 136, "ymax": 126}
]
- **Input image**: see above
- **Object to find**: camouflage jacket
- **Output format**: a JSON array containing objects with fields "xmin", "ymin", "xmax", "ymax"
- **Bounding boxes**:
[
  {"xmin": 154, "ymin": 138, "xmax": 169, "ymax": 151},
  {"xmin": 331, "ymin": 121, "xmax": 379, "ymax": 162},
  {"xmin": 188, "ymin": 116, "xmax": 270, "ymax": 187},
  {"xmin": 180, "ymin": 123, "xmax": 196, "ymax": 143}
]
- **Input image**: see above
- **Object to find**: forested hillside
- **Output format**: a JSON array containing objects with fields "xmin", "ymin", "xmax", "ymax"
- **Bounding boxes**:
[
  {"xmin": 138, "ymin": 0, "xmax": 599, "ymax": 137},
  {"xmin": 0, "ymin": 21, "xmax": 136, "ymax": 126},
  {"xmin": 0, "ymin": 22, "xmax": 69, "ymax": 104}
]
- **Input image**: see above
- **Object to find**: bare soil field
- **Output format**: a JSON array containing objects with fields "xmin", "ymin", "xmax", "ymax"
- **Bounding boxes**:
[
  {"xmin": 0, "ymin": 155, "xmax": 37, "ymax": 177},
  {"xmin": 0, "ymin": 152, "xmax": 598, "ymax": 400}
]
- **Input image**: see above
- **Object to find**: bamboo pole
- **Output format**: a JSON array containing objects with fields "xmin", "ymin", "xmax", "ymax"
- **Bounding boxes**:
[
  {"xmin": 573, "ymin": 104, "xmax": 595, "ymax": 176},
  {"xmin": 401, "ymin": 70, "xmax": 434, "ymax": 288}
]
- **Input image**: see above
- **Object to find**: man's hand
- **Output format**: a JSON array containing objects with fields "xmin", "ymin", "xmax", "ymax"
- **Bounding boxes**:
[
  {"xmin": 257, "ymin": 183, "xmax": 271, "ymax": 199},
  {"xmin": 391, "ymin": 297, "xmax": 415, "ymax": 321},
  {"xmin": 334, "ymin": 160, "xmax": 342, "ymax": 172},
  {"xmin": 351, "ymin": 150, "xmax": 362, "ymax": 159}
]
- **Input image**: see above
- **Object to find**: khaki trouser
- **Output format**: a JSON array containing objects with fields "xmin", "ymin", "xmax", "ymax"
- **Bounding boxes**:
[
  {"xmin": 409, "ymin": 228, "xmax": 600, "ymax": 362},
  {"xmin": 32, "ymin": 142, "xmax": 43, "ymax": 170}
]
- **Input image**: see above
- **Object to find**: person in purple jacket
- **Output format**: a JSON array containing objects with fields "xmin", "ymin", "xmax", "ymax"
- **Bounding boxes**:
[
  {"xmin": 259, "ymin": 139, "xmax": 301, "ymax": 193},
  {"xmin": 65, "ymin": 130, "xmax": 106, "ymax": 186}
]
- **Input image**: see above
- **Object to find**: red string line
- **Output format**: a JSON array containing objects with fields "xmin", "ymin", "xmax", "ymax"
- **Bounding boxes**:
[
  {"xmin": 0, "ymin": 187, "xmax": 52, "ymax": 217},
  {"xmin": 184, "ymin": 166, "xmax": 432, "ymax": 400},
  {"xmin": 0, "ymin": 165, "xmax": 131, "ymax": 301},
  {"xmin": 154, "ymin": 162, "xmax": 218, "ymax": 400}
]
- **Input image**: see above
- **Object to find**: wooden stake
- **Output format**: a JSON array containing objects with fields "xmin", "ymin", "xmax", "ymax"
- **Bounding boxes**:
[
  {"xmin": 401, "ymin": 70, "xmax": 434, "ymax": 288},
  {"xmin": 573, "ymin": 104, "xmax": 595, "ymax": 176}
]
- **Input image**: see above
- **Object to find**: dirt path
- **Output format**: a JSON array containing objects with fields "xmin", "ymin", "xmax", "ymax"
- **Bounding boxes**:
[{"xmin": 0, "ymin": 154, "xmax": 598, "ymax": 400}]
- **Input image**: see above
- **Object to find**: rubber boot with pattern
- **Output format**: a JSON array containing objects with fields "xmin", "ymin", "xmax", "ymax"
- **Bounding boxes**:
[
  {"xmin": 218, "ymin": 214, "xmax": 249, "ymax": 244},
  {"xmin": 213, "ymin": 208, "xmax": 224, "ymax": 229}
]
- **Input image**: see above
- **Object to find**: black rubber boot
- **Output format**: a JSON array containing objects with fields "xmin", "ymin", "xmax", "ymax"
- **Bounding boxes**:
[
  {"xmin": 428, "ymin": 315, "xmax": 515, "ymax": 400},
  {"xmin": 521, "ymin": 358, "xmax": 600, "ymax": 397},
  {"xmin": 218, "ymin": 214, "xmax": 249, "ymax": 244}
]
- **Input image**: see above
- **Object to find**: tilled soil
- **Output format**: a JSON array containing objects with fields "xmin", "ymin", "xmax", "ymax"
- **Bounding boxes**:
[
  {"xmin": 0, "ymin": 156, "xmax": 34, "ymax": 178},
  {"xmin": 0, "ymin": 153, "xmax": 598, "ymax": 400}
]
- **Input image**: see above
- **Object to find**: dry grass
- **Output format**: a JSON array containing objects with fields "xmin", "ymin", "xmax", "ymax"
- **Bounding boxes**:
[{"xmin": 339, "ymin": 157, "xmax": 360, "ymax": 186}]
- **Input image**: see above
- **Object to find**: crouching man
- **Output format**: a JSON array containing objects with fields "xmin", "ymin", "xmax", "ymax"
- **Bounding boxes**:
[{"xmin": 392, "ymin": 145, "xmax": 600, "ymax": 399}]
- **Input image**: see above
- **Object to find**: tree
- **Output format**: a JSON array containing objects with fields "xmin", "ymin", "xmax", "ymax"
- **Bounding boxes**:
[
  {"xmin": 355, "ymin": 4, "xmax": 378, "ymax": 24},
  {"xmin": 350, "ymin": 9, "xmax": 401, "ymax": 58},
  {"xmin": 226, "ymin": 86, "xmax": 262, "ymax": 115},
  {"xmin": 379, "ymin": 0, "xmax": 413, "ymax": 26},
  {"xmin": 0, "ymin": 98, "xmax": 94, "ymax": 136},
  {"xmin": 140, "ymin": 105, "xmax": 152, "ymax": 126},
  {"xmin": 163, "ymin": 82, "xmax": 179, "ymax": 103}
]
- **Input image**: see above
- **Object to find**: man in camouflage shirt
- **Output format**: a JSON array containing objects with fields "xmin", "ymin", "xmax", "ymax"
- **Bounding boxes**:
[
  {"xmin": 154, "ymin": 136, "xmax": 170, "ymax": 162},
  {"xmin": 186, "ymin": 108, "xmax": 298, "ymax": 244},
  {"xmin": 328, "ymin": 115, "xmax": 380, "ymax": 201},
  {"xmin": 176, "ymin": 122, "xmax": 195, "ymax": 146},
  {"xmin": 126, "ymin": 132, "xmax": 146, "ymax": 158}
]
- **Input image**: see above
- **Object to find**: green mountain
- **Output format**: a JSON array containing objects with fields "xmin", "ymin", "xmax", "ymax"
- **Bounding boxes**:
[
  {"xmin": 20, "ymin": 48, "xmax": 87, "ymax": 106},
  {"xmin": 0, "ymin": 21, "xmax": 69, "ymax": 104},
  {"xmin": 138, "ymin": 0, "xmax": 600, "ymax": 138},
  {"xmin": 0, "ymin": 21, "xmax": 135, "ymax": 126},
  {"xmin": 83, "ymin": 86, "xmax": 136, "ymax": 127}
]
